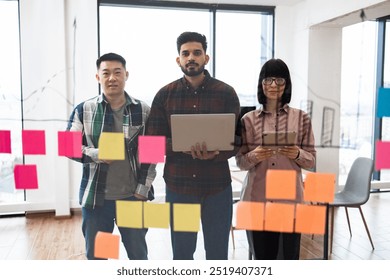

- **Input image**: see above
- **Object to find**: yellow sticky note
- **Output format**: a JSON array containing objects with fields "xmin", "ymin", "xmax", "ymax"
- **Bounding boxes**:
[
  {"xmin": 173, "ymin": 203, "xmax": 201, "ymax": 232},
  {"xmin": 94, "ymin": 231, "xmax": 120, "ymax": 259},
  {"xmin": 144, "ymin": 202, "xmax": 170, "ymax": 229},
  {"xmin": 98, "ymin": 132, "xmax": 125, "ymax": 160},
  {"xmin": 116, "ymin": 200, "xmax": 143, "ymax": 229},
  {"xmin": 295, "ymin": 204, "xmax": 326, "ymax": 235}
]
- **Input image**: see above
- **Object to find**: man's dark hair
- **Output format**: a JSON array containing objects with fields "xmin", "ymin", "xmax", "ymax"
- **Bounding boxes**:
[
  {"xmin": 176, "ymin": 32, "xmax": 208, "ymax": 53},
  {"xmin": 96, "ymin": 52, "xmax": 126, "ymax": 69},
  {"xmin": 257, "ymin": 58, "xmax": 292, "ymax": 107}
]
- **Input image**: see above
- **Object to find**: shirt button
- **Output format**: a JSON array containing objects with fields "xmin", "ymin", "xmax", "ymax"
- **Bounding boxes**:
[
  {"xmin": 193, "ymin": 174, "xmax": 196, "ymax": 178},
  {"xmin": 194, "ymin": 91, "xmax": 197, "ymax": 94},
  {"xmin": 272, "ymin": 163, "xmax": 275, "ymax": 166},
  {"xmin": 193, "ymin": 105, "xmax": 197, "ymax": 108}
]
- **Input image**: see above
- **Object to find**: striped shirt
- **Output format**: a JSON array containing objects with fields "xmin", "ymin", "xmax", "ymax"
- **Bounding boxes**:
[
  {"xmin": 142, "ymin": 70, "xmax": 241, "ymax": 196},
  {"xmin": 67, "ymin": 92, "xmax": 156, "ymax": 208},
  {"xmin": 236, "ymin": 105, "xmax": 316, "ymax": 202}
]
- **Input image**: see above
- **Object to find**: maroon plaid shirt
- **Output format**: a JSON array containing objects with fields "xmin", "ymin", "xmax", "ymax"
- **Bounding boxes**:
[{"xmin": 143, "ymin": 70, "xmax": 240, "ymax": 196}]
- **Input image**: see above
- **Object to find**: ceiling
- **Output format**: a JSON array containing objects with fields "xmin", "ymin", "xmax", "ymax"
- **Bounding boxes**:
[{"xmin": 163, "ymin": 0, "xmax": 303, "ymax": 6}]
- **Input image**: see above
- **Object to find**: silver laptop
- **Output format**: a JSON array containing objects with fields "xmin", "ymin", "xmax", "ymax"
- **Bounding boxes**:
[{"xmin": 170, "ymin": 113, "xmax": 236, "ymax": 152}]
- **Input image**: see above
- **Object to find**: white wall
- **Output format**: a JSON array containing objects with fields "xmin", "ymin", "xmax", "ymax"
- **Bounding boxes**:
[{"xmin": 1, "ymin": 0, "xmax": 388, "ymax": 215}]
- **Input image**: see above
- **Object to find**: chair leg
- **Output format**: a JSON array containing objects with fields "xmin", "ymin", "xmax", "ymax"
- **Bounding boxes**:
[
  {"xmin": 330, "ymin": 206, "xmax": 335, "ymax": 254},
  {"xmin": 358, "ymin": 206, "xmax": 375, "ymax": 250},
  {"xmin": 230, "ymin": 226, "xmax": 235, "ymax": 250},
  {"xmin": 344, "ymin": 207, "xmax": 352, "ymax": 237}
]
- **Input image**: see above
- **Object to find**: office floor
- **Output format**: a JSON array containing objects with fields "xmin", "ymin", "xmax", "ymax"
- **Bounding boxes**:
[{"xmin": 0, "ymin": 191, "xmax": 389, "ymax": 260}]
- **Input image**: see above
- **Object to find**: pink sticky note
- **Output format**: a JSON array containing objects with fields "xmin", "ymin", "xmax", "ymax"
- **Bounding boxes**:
[
  {"xmin": 22, "ymin": 130, "xmax": 46, "ymax": 155},
  {"xmin": 0, "ymin": 130, "xmax": 11, "ymax": 153},
  {"xmin": 58, "ymin": 131, "xmax": 82, "ymax": 158},
  {"xmin": 14, "ymin": 164, "xmax": 39, "ymax": 189},
  {"xmin": 138, "ymin": 136, "xmax": 166, "ymax": 163},
  {"xmin": 375, "ymin": 140, "xmax": 390, "ymax": 170}
]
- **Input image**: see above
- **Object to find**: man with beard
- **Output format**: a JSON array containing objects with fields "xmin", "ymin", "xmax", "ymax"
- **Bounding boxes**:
[{"xmin": 141, "ymin": 32, "xmax": 240, "ymax": 259}]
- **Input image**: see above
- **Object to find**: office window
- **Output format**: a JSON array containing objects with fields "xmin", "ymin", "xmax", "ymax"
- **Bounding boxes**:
[
  {"xmin": 215, "ymin": 11, "xmax": 273, "ymax": 106},
  {"xmin": 99, "ymin": 4, "xmax": 273, "ymax": 107},
  {"xmin": 99, "ymin": 3, "xmax": 274, "ymax": 196},
  {"xmin": 339, "ymin": 21, "xmax": 376, "ymax": 184},
  {"xmin": 379, "ymin": 20, "xmax": 390, "ymax": 180},
  {"xmin": 0, "ymin": 0, "xmax": 24, "ymax": 203},
  {"xmin": 99, "ymin": 6, "xmax": 210, "ymax": 106}
]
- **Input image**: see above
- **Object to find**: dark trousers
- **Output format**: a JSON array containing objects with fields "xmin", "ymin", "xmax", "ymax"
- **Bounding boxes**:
[{"xmin": 247, "ymin": 230, "xmax": 301, "ymax": 260}]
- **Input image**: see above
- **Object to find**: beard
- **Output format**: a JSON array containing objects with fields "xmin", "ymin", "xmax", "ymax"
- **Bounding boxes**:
[{"xmin": 180, "ymin": 63, "xmax": 205, "ymax": 77}]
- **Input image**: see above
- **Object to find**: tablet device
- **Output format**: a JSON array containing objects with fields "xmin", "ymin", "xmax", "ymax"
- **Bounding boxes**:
[
  {"xmin": 262, "ymin": 131, "xmax": 297, "ymax": 149},
  {"xmin": 170, "ymin": 113, "xmax": 236, "ymax": 152}
]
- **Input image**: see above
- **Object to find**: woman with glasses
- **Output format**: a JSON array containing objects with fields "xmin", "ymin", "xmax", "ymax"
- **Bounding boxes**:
[{"xmin": 235, "ymin": 58, "xmax": 316, "ymax": 260}]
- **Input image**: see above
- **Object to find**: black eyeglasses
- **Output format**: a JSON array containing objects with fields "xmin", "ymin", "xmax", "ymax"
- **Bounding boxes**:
[{"xmin": 262, "ymin": 77, "xmax": 286, "ymax": 86}]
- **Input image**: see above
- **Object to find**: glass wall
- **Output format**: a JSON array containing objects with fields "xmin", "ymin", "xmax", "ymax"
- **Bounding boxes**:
[{"xmin": 0, "ymin": 0, "xmax": 24, "ymax": 204}]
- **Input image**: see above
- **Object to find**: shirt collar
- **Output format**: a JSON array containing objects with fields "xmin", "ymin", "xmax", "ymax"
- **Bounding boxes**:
[
  {"xmin": 258, "ymin": 103, "xmax": 289, "ymax": 116},
  {"xmin": 181, "ymin": 69, "xmax": 211, "ymax": 89},
  {"xmin": 98, "ymin": 91, "xmax": 139, "ymax": 105}
]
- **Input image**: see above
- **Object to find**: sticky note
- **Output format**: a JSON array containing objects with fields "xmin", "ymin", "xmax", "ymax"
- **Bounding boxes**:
[
  {"xmin": 265, "ymin": 169, "xmax": 296, "ymax": 200},
  {"xmin": 0, "ymin": 130, "xmax": 11, "ymax": 153},
  {"xmin": 375, "ymin": 140, "xmax": 390, "ymax": 170},
  {"xmin": 22, "ymin": 130, "xmax": 46, "ymax": 155},
  {"xmin": 94, "ymin": 231, "xmax": 120, "ymax": 259},
  {"xmin": 377, "ymin": 87, "xmax": 390, "ymax": 117},
  {"xmin": 173, "ymin": 203, "xmax": 201, "ymax": 232},
  {"xmin": 98, "ymin": 132, "xmax": 124, "ymax": 160},
  {"xmin": 138, "ymin": 135, "xmax": 166, "ymax": 163},
  {"xmin": 235, "ymin": 201, "xmax": 264, "ymax": 231},
  {"xmin": 144, "ymin": 202, "xmax": 170, "ymax": 228},
  {"xmin": 58, "ymin": 131, "xmax": 82, "ymax": 158},
  {"xmin": 14, "ymin": 164, "xmax": 39, "ymax": 189},
  {"xmin": 304, "ymin": 172, "xmax": 335, "ymax": 203},
  {"xmin": 295, "ymin": 204, "xmax": 326, "ymax": 235},
  {"xmin": 264, "ymin": 202, "xmax": 295, "ymax": 233},
  {"xmin": 116, "ymin": 200, "xmax": 143, "ymax": 228}
]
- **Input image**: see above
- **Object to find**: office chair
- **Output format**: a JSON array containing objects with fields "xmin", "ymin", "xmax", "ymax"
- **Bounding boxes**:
[{"xmin": 329, "ymin": 157, "xmax": 374, "ymax": 253}]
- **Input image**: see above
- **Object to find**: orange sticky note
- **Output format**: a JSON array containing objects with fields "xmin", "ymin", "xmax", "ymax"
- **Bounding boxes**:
[
  {"xmin": 0, "ymin": 130, "xmax": 11, "ymax": 153},
  {"xmin": 235, "ymin": 201, "xmax": 264, "ymax": 231},
  {"xmin": 94, "ymin": 231, "xmax": 120, "ymax": 259},
  {"xmin": 266, "ymin": 169, "xmax": 296, "ymax": 200},
  {"xmin": 304, "ymin": 172, "xmax": 335, "ymax": 203},
  {"xmin": 98, "ymin": 132, "xmax": 124, "ymax": 160},
  {"xmin": 116, "ymin": 200, "xmax": 143, "ymax": 229},
  {"xmin": 22, "ymin": 130, "xmax": 46, "ymax": 155},
  {"xmin": 173, "ymin": 203, "xmax": 201, "ymax": 232},
  {"xmin": 264, "ymin": 202, "xmax": 295, "ymax": 233},
  {"xmin": 375, "ymin": 141, "xmax": 390, "ymax": 170},
  {"xmin": 144, "ymin": 202, "xmax": 170, "ymax": 228},
  {"xmin": 138, "ymin": 135, "xmax": 166, "ymax": 163},
  {"xmin": 14, "ymin": 164, "xmax": 39, "ymax": 190},
  {"xmin": 295, "ymin": 204, "xmax": 326, "ymax": 235},
  {"xmin": 58, "ymin": 131, "xmax": 82, "ymax": 158}
]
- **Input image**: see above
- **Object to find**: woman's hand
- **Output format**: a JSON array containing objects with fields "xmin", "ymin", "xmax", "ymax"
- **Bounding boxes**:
[
  {"xmin": 252, "ymin": 146, "xmax": 273, "ymax": 163},
  {"xmin": 278, "ymin": 145, "xmax": 300, "ymax": 160}
]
